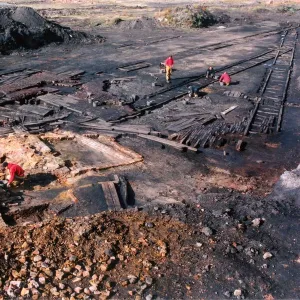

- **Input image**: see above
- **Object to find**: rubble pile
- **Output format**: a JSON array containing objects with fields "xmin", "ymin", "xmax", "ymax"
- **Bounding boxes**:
[
  {"xmin": 0, "ymin": 189, "xmax": 299, "ymax": 299},
  {"xmin": 0, "ymin": 6, "xmax": 104, "ymax": 54},
  {"xmin": 158, "ymin": 6, "xmax": 217, "ymax": 28},
  {"xmin": 115, "ymin": 17, "xmax": 161, "ymax": 30}
]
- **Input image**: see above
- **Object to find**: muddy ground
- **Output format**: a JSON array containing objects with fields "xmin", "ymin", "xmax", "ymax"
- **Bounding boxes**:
[{"xmin": 0, "ymin": 0, "xmax": 300, "ymax": 299}]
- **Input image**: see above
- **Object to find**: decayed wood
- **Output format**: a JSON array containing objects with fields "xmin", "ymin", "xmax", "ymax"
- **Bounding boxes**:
[
  {"xmin": 166, "ymin": 118, "xmax": 197, "ymax": 132},
  {"xmin": 18, "ymin": 105, "xmax": 54, "ymax": 117},
  {"xmin": 201, "ymin": 116, "xmax": 216, "ymax": 125},
  {"xmin": 138, "ymin": 134, "xmax": 198, "ymax": 152},
  {"xmin": 236, "ymin": 139, "xmax": 245, "ymax": 151},
  {"xmin": 58, "ymin": 70, "xmax": 85, "ymax": 78},
  {"xmin": 101, "ymin": 182, "xmax": 121, "ymax": 211},
  {"xmin": 37, "ymin": 94, "xmax": 83, "ymax": 114},
  {"xmin": 221, "ymin": 105, "xmax": 238, "ymax": 116},
  {"xmin": 166, "ymin": 112, "xmax": 210, "ymax": 118},
  {"xmin": 42, "ymin": 87, "xmax": 59, "ymax": 93},
  {"xmin": 23, "ymin": 113, "xmax": 71, "ymax": 127},
  {"xmin": 118, "ymin": 62, "xmax": 151, "ymax": 72},
  {"xmin": 111, "ymin": 76, "xmax": 136, "ymax": 83},
  {"xmin": 244, "ymin": 101, "xmax": 260, "ymax": 136},
  {"xmin": 78, "ymin": 123, "xmax": 152, "ymax": 135},
  {"xmin": 0, "ymin": 68, "xmax": 26, "ymax": 76}
]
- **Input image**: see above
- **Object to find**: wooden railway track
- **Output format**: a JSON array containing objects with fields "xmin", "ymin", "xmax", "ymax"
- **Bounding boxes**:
[{"xmin": 244, "ymin": 29, "xmax": 298, "ymax": 135}]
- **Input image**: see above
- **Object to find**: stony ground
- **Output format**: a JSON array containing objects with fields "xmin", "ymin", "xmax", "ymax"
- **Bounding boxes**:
[{"xmin": 0, "ymin": 185, "xmax": 299, "ymax": 299}]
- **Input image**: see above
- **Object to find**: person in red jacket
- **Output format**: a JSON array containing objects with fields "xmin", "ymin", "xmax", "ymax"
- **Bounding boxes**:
[
  {"xmin": 219, "ymin": 72, "xmax": 231, "ymax": 86},
  {"xmin": 165, "ymin": 55, "xmax": 174, "ymax": 83},
  {"xmin": 2, "ymin": 162, "xmax": 25, "ymax": 187}
]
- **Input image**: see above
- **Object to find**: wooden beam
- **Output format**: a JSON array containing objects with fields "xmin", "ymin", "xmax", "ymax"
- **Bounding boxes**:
[
  {"xmin": 138, "ymin": 134, "xmax": 198, "ymax": 152},
  {"xmin": 221, "ymin": 105, "xmax": 238, "ymax": 116},
  {"xmin": 101, "ymin": 182, "xmax": 122, "ymax": 211}
]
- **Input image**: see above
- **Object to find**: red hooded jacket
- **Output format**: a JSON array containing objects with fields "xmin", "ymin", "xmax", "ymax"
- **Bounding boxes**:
[
  {"xmin": 165, "ymin": 56, "xmax": 174, "ymax": 67},
  {"xmin": 7, "ymin": 163, "xmax": 25, "ymax": 184},
  {"xmin": 219, "ymin": 72, "xmax": 231, "ymax": 84}
]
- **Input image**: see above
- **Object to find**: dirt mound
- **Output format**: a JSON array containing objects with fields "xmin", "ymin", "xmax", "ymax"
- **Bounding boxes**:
[
  {"xmin": 158, "ymin": 6, "xmax": 217, "ymax": 28},
  {"xmin": 115, "ymin": 17, "xmax": 161, "ymax": 30},
  {"xmin": 214, "ymin": 11, "xmax": 231, "ymax": 24},
  {"xmin": 0, "ymin": 6, "xmax": 104, "ymax": 54},
  {"xmin": 0, "ymin": 191, "xmax": 299, "ymax": 299}
]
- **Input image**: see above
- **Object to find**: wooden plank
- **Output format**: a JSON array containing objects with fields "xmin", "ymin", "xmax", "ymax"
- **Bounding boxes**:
[
  {"xmin": 201, "ymin": 116, "xmax": 216, "ymax": 125},
  {"xmin": 257, "ymin": 110, "xmax": 278, "ymax": 115},
  {"xmin": 118, "ymin": 62, "xmax": 151, "ymax": 72},
  {"xmin": 59, "ymin": 70, "xmax": 85, "ymax": 78},
  {"xmin": 42, "ymin": 87, "xmax": 59, "ymax": 93},
  {"xmin": 101, "ymin": 182, "xmax": 121, "ymax": 211},
  {"xmin": 166, "ymin": 112, "xmax": 210, "ymax": 118},
  {"xmin": 23, "ymin": 112, "xmax": 71, "ymax": 127},
  {"xmin": 37, "ymin": 94, "xmax": 83, "ymax": 114},
  {"xmin": 138, "ymin": 134, "xmax": 198, "ymax": 152},
  {"xmin": 167, "ymin": 118, "xmax": 196, "ymax": 132},
  {"xmin": 111, "ymin": 76, "xmax": 136, "ymax": 83},
  {"xmin": 18, "ymin": 105, "xmax": 54, "ymax": 117},
  {"xmin": 221, "ymin": 105, "xmax": 238, "ymax": 116},
  {"xmin": 244, "ymin": 101, "xmax": 260, "ymax": 136},
  {"xmin": 0, "ymin": 68, "xmax": 26, "ymax": 76}
]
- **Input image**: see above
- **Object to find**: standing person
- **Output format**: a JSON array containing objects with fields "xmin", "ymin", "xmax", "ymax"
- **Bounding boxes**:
[
  {"xmin": 206, "ymin": 66, "xmax": 216, "ymax": 78},
  {"xmin": 2, "ymin": 162, "xmax": 25, "ymax": 187},
  {"xmin": 165, "ymin": 55, "xmax": 174, "ymax": 83},
  {"xmin": 219, "ymin": 72, "xmax": 231, "ymax": 86}
]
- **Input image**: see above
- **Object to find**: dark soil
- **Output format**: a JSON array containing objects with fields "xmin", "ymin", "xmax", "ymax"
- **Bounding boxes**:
[{"xmin": 0, "ymin": 6, "xmax": 104, "ymax": 54}]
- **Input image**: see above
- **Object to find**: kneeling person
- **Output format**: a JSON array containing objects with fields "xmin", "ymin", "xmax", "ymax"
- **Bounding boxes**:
[{"xmin": 2, "ymin": 162, "xmax": 25, "ymax": 187}]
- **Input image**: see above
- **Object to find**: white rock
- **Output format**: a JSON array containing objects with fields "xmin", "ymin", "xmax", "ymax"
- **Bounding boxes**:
[
  {"xmin": 252, "ymin": 218, "xmax": 262, "ymax": 227},
  {"xmin": 21, "ymin": 287, "xmax": 30, "ymax": 296},
  {"xmin": 33, "ymin": 255, "xmax": 42, "ymax": 262},
  {"xmin": 38, "ymin": 277, "xmax": 46, "ymax": 284},
  {"xmin": 74, "ymin": 287, "xmax": 82, "ymax": 293},
  {"xmin": 59, "ymin": 283, "xmax": 65, "ymax": 289},
  {"xmin": 89, "ymin": 286, "xmax": 97, "ymax": 292},
  {"xmin": 234, "ymin": 289, "xmax": 242, "ymax": 297},
  {"xmin": 263, "ymin": 252, "xmax": 273, "ymax": 260}
]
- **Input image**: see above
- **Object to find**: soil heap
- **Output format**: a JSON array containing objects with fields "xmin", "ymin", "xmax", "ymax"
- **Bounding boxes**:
[
  {"xmin": 0, "ymin": 6, "xmax": 104, "ymax": 54},
  {"xmin": 158, "ymin": 6, "xmax": 217, "ymax": 28},
  {"xmin": 114, "ymin": 17, "xmax": 161, "ymax": 30}
]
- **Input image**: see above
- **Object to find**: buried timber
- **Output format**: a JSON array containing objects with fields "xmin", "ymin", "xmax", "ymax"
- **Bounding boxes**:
[{"xmin": 0, "ymin": 1, "xmax": 300, "ymax": 299}]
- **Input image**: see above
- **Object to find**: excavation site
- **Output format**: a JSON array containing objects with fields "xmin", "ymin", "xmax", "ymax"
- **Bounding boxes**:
[{"xmin": 0, "ymin": 0, "xmax": 299, "ymax": 299}]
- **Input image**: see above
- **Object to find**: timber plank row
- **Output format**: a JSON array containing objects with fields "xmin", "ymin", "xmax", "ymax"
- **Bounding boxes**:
[{"xmin": 245, "ymin": 29, "xmax": 298, "ymax": 135}]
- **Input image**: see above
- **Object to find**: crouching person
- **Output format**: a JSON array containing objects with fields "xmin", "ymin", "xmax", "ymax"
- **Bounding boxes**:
[
  {"xmin": 188, "ymin": 85, "xmax": 200, "ymax": 98},
  {"xmin": 219, "ymin": 72, "xmax": 231, "ymax": 86},
  {"xmin": 206, "ymin": 66, "xmax": 216, "ymax": 79},
  {"xmin": 2, "ymin": 162, "xmax": 25, "ymax": 188}
]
